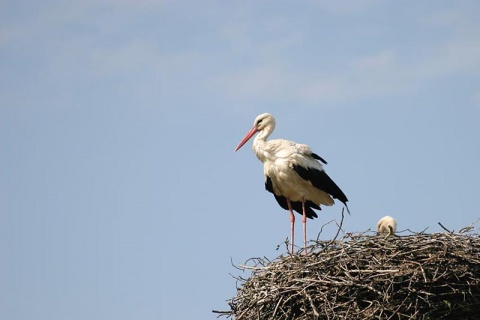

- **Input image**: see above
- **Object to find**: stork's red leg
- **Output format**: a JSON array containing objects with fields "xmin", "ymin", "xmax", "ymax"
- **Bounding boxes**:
[
  {"xmin": 302, "ymin": 198, "xmax": 307, "ymax": 255},
  {"xmin": 287, "ymin": 199, "xmax": 295, "ymax": 254}
]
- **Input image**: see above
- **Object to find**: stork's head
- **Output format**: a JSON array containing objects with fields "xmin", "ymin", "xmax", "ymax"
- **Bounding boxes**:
[
  {"xmin": 234, "ymin": 113, "xmax": 276, "ymax": 152},
  {"xmin": 253, "ymin": 113, "xmax": 275, "ymax": 131}
]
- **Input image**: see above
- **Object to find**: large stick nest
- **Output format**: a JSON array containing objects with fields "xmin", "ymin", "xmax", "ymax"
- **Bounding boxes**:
[{"xmin": 215, "ymin": 227, "xmax": 480, "ymax": 319}]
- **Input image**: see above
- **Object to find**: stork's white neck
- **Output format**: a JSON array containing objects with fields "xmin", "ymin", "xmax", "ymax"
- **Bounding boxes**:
[{"xmin": 252, "ymin": 124, "xmax": 275, "ymax": 163}]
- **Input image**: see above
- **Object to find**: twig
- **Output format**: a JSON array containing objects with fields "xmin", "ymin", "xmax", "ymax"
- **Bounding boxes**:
[{"xmin": 438, "ymin": 222, "xmax": 452, "ymax": 233}]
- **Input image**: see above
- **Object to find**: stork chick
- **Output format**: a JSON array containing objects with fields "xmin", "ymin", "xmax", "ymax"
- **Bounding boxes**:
[{"xmin": 377, "ymin": 215, "xmax": 397, "ymax": 238}]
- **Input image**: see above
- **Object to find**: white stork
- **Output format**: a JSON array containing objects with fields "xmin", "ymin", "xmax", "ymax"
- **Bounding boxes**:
[
  {"xmin": 377, "ymin": 215, "xmax": 397, "ymax": 237},
  {"xmin": 234, "ymin": 113, "xmax": 349, "ymax": 254}
]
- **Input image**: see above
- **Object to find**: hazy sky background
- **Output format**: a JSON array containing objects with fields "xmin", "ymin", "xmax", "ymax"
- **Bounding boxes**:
[{"xmin": 1, "ymin": 1, "xmax": 480, "ymax": 319}]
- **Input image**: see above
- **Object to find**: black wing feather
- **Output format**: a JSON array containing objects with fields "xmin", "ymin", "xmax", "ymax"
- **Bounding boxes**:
[
  {"xmin": 311, "ymin": 152, "xmax": 328, "ymax": 164},
  {"xmin": 292, "ymin": 164, "xmax": 349, "ymax": 206}
]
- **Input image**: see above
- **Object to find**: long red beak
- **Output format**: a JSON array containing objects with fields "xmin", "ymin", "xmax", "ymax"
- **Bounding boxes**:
[{"xmin": 234, "ymin": 127, "xmax": 258, "ymax": 152}]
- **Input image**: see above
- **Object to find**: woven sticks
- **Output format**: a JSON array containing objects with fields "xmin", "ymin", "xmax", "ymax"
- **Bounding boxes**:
[{"xmin": 215, "ymin": 229, "xmax": 480, "ymax": 319}]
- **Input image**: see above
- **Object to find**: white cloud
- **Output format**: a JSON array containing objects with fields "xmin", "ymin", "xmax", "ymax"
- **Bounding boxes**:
[
  {"xmin": 417, "ymin": 40, "xmax": 480, "ymax": 78},
  {"xmin": 210, "ymin": 10, "xmax": 480, "ymax": 107},
  {"xmin": 208, "ymin": 32, "xmax": 480, "ymax": 107},
  {"xmin": 211, "ymin": 2, "xmax": 480, "ymax": 107},
  {"xmin": 3, "ymin": 1, "xmax": 480, "ymax": 111}
]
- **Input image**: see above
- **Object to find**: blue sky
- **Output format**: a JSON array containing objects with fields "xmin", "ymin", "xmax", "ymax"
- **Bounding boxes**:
[{"xmin": 1, "ymin": 1, "xmax": 480, "ymax": 319}]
